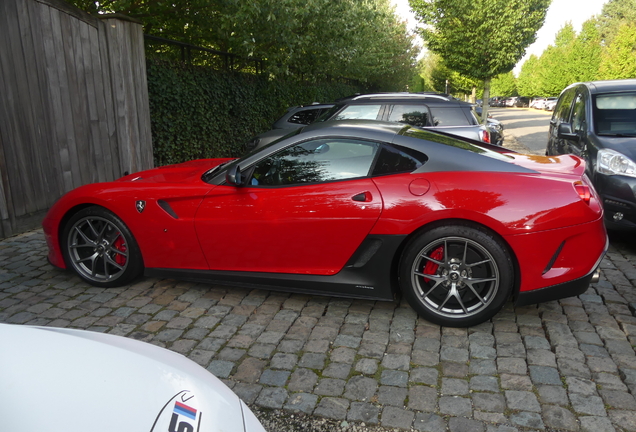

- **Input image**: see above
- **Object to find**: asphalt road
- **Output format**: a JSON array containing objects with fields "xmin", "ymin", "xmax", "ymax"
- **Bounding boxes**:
[{"xmin": 489, "ymin": 107, "xmax": 552, "ymax": 155}]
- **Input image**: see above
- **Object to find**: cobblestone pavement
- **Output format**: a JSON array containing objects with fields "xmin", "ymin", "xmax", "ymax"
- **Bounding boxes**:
[{"xmin": 2, "ymin": 229, "xmax": 636, "ymax": 432}]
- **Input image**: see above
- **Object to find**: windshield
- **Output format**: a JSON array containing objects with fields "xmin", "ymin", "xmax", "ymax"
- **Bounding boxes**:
[{"xmin": 593, "ymin": 92, "xmax": 636, "ymax": 136}]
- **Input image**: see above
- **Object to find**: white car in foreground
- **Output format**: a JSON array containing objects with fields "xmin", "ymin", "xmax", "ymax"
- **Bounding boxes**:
[{"xmin": 0, "ymin": 324, "xmax": 266, "ymax": 432}]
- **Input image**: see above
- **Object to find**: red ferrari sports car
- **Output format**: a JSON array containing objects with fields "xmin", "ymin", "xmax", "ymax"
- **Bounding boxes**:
[{"xmin": 43, "ymin": 120, "xmax": 607, "ymax": 327}]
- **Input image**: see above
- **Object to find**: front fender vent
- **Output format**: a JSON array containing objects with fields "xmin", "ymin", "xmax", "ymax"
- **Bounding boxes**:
[{"xmin": 157, "ymin": 200, "xmax": 179, "ymax": 219}]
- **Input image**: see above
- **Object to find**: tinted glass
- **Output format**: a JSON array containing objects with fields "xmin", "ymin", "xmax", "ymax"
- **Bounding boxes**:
[
  {"xmin": 554, "ymin": 89, "xmax": 575, "ymax": 122},
  {"xmin": 386, "ymin": 105, "xmax": 431, "ymax": 127},
  {"xmin": 429, "ymin": 107, "xmax": 473, "ymax": 126},
  {"xmin": 404, "ymin": 128, "xmax": 512, "ymax": 162},
  {"xmin": 571, "ymin": 93, "xmax": 587, "ymax": 132},
  {"xmin": 593, "ymin": 92, "xmax": 636, "ymax": 136},
  {"xmin": 333, "ymin": 105, "xmax": 382, "ymax": 120},
  {"xmin": 372, "ymin": 144, "xmax": 428, "ymax": 175},
  {"xmin": 288, "ymin": 108, "xmax": 326, "ymax": 125},
  {"xmin": 250, "ymin": 139, "xmax": 379, "ymax": 186}
]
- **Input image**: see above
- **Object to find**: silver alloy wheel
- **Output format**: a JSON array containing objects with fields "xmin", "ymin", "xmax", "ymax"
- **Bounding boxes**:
[
  {"xmin": 411, "ymin": 236, "xmax": 499, "ymax": 319},
  {"xmin": 67, "ymin": 216, "xmax": 129, "ymax": 283}
]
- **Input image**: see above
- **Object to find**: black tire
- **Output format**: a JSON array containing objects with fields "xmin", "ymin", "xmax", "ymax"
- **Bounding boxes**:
[
  {"xmin": 62, "ymin": 206, "xmax": 143, "ymax": 287},
  {"xmin": 399, "ymin": 224, "xmax": 514, "ymax": 327}
]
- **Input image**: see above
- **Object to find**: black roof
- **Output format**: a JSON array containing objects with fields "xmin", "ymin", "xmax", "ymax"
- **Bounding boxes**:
[{"xmin": 567, "ymin": 79, "xmax": 636, "ymax": 95}]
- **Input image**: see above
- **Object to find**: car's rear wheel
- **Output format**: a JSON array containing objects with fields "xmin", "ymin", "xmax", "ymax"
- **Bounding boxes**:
[
  {"xmin": 62, "ymin": 206, "xmax": 143, "ymax": 287},
  {"xmin": 399, "ymin": 224, "xmax": 514, "ymax": 327}
]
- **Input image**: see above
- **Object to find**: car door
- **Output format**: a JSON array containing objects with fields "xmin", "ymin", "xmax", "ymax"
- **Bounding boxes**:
[
  {"xmin": 548, "ymin": 87, "xmax": 576, "ymax": 155},
  {"xmin": 194, "ymin": 138, "xmax": 383, "ymax": 275},
  {"xmin": 567, "ymin": 91, "xmax": 590, "ymax": 157}
]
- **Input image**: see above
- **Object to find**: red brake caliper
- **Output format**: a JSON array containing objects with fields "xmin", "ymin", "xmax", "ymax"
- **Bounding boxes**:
[
  {"xmin": 113, "ymin": 236, "xmax": 127, "ymax": 266},
  {"xmin": 423, "ymin": 246, "xmax": 444, "ymax": 282}
]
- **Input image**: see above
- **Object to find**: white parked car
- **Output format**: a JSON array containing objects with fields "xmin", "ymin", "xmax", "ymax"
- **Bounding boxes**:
[{"xmin": 0, "ymin": 324, "xmax": 266, "ymax": 432}]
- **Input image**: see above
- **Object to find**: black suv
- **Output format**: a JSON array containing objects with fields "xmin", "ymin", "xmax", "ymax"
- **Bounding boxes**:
[
  {"xmin": 546, "ymin": 79, "xmax": 636, "ymax": 229},
  {"xmin": 246, "ymin": 93, "xmax": 493, "ymax": 151}
]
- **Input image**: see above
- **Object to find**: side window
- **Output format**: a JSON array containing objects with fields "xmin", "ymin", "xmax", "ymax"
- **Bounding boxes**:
[
  {"xmin": 333, "ymin": 104, "xmax": 382, "ymax": 120},
  {"xmin": 372, "ymin": 144, "xmax": 428, "ymax": 176},
  {"xmin": 429, "ymin": 108, "xmax": 473, "ymax": 126},
  {"xmin": 386, "ymin": 104, "xmax": 431, "ymax": 127},
  {"xmin": 554, "ymin": 89, "xmax": 575, "ymax": 123},
  {"xmin": 250, "ymin": 139, "xmax": 379, "ymax": 186},
  {"xmin": 571, "ymin": 93, "xmax": 587, "ymax": 132},
  {"xmin": 288, "ymin": 108, "xmax": 323, "ymax": 125}
]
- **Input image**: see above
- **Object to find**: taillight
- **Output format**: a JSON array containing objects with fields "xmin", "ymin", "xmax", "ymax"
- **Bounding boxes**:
[
  {"xmin": 481, "ymin": 130, "xmax": 491, "ymax": 143},
  {"xmin": 574, "ymin": 181, "xmax": 591, "ymax": 204}
]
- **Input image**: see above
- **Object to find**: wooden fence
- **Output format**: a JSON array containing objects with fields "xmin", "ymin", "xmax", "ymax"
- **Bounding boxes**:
[{"xmin": 0, "ymin": 0, "xmax": 153, "ymax": 239}]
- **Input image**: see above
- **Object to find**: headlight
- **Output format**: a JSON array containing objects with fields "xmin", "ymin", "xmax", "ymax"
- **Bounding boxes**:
[{"xmin": 597, "ymin": 149, "xmax": 636, "ymax": 177}]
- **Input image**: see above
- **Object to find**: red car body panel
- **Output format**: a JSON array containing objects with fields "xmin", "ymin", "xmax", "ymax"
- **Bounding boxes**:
[{"xmin": 42, "ymin": 123, "xmax": 606, "ymax": 314}]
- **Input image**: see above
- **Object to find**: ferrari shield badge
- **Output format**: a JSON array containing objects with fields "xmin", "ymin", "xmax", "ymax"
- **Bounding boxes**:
[{"xmin": 136, "ymin": 200, "xmax": 146, "ymax": 213}]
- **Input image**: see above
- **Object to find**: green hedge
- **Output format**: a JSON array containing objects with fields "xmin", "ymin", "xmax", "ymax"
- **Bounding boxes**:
[{"xmin": 147, "ymin": 60, "xmax": 363, "ymax": 166}]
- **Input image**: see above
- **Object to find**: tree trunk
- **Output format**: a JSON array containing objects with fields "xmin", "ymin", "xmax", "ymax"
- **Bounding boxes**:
[
  {"xmin": 471, "ymin": 86, "xmax": 476, "ymax": 104},
  {"xmin": 481, "ymin": 77, "xmax": 491, "ymax": 125}
]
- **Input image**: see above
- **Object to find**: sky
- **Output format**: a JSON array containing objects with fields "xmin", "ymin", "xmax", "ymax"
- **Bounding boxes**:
[{"xmin": 390, "ymin": 0, "xmax": 608, "ymax": 71}]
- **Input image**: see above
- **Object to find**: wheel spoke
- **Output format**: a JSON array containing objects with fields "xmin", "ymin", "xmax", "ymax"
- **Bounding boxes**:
[
  {"xmin": 465, "ymin": 284, "xmax": 488, "ymax": 305},
  {"xmin": 86, "ymin": 220, "xmax": 101, "ymax": 238},
  {"xmin": 74, "ymin": 226, "xmax": 96, "ymax": 246},
  {"xmin": 466, "ymin": 258, "xmax": 491, "ymax": 268},
  {"xmin": 73, "ymin": 252, "xmax": 98, "ymax": 265},
  {"xmin": 419, "ymin": 254, "xmax": 443, "ymax": 266},
  {"xmin": 104, "ymin": 253, "xmax": 124, "ymax": 271},
  {"xmin": 453, "ymin": 289, "xmax": 469, "ymax": 314}
]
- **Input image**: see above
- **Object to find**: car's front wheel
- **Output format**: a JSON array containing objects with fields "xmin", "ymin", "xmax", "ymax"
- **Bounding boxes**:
[
  {"xmin": 399, "ymin": 224, "xmax": 514, "ymax": 327},
  {"xmin": 62, "ymin": 206, "xmax": 143, "ymax": 287}
]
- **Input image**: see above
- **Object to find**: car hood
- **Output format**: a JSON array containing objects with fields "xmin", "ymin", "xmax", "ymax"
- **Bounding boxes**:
[
  {"xmin": 118, "ymin": 158, "xmax": 235, "ymax": 184},
  {"xmin": 0, "ymin": 324, "xmax": 264, "ymax": 432},
  {"xmin": 593, "ymin": 135, "xmax": 636, "ymax": 161},
  {"xmin": 505, "ymin": 153, "xmax": 586, "ymax": 177}
]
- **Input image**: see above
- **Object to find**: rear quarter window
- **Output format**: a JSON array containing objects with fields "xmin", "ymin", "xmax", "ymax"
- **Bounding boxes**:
[{"xmin": 429, "ymin": 107, "xmax": 474, "ymax": 126}]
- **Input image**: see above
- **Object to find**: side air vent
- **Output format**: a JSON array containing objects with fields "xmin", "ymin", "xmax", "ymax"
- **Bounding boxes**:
[
  {"xmin": 543, "ymin": 241, "xmax": 565, "ymax": 274},
  {"xmin": 157, "ymin": 200, "xmax": 179, "ymax": 219}
]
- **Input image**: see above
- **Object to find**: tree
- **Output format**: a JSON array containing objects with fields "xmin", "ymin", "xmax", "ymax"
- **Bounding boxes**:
[
  {"xmin": 66, "ymin": 0, "xmax": 418, "ymax": 90},
  {"xmin": 597, "ymin": 0, "xmax": 636, "ymax": 46},
  {"xmin": 409, "ymin": 0, "xmax": 550, "ymax": 121},
  {"xmin": 490, "ymin": 72, "xmax": 517, "ymax": 97},
  {"xmin": 517, "ymin": 54, "xmax": 541, "ymax": 96},
  {"xmin": 598, "ymin": 23, "xmax": 636, "ymax": 79}
]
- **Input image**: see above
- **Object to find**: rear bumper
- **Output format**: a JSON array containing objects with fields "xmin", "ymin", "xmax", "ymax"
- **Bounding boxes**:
[{"xmin": 515, "ymin": 235, "xmax": 607, "ymax": 306}]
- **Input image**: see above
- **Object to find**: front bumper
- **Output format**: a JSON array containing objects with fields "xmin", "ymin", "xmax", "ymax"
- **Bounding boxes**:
[{"xmin": 596, "ymin": 173, "xmax": 636, "ymax": 229}]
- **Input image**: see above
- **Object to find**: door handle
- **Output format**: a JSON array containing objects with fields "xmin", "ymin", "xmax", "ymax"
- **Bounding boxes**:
[{"xmin": 352, "ymin": 192, "xmax": 372, "ymax": 202}]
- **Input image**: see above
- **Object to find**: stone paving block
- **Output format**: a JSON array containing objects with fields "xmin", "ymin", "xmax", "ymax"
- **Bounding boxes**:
[
  {"xmin": 500, "ymin": 374, "xmax": 533, "ymax": 391},
  {"xmin": 315, "ymin": 378, "xmax": 345, "ymax": 396},
  {"xmin": 381, "ymin": 406, "xmax": 415, "ymax": 429},
  {"xmin": 381, "ymin": 353, "xmax": 410, "ymax": 370},
  {"xmin": 470, "ymin": 359, "xmax": 497, "ymax": 375},
  {"xmin": 255, "ymin": 387, "xmax": 288, "ymax": 409},
  {"xmin": 408, "ymin": 385, "xmax": 437, "ymax": 412},
  {"xmin": 441, "ymin": 377, "xmax": 469, "ymax": 396},
  {"xmin": 313, "ymin": 397, "xmax": 349, "ymax": 420},
  {"xmin": 600, "ymin": 389, "xmax": 636, "ymax": 409},
  {"xmin": 472, "ymin": 392, "xmax": 506, "ymax": 412},
  {"xmin": 439, "ymin": 396, "xmax": 472, "ymax": 417},
  {"xmin": 529, "ymin": 365, "xmax": 562, "ymax": 385},
  {"xmin": 343, "ymin": 376, "xmax": 377, "ymax": 402},
  {"xmin": 287, "ymin": 368, "xmax": 318, "ymax": 392},
  {"xmin": 579, "ymin": 416, "xmax": 616, "ymax": 432},
  {"xmin": 509, "ymin": 411, "xmax": 545, "ymax": 429},
  {"xmin": 448, "ymin": 417, "xmax": 485, "ymax": 432},
  {"xmin": 570, "ymin": 393, "xmax": 607, "ymax": 416},
  {"xmin": 609, "ymin": 410, "xmax": 636, "ymax": 431},
  {"xmin": 542, "ymin": 405, "xmax": 579, "ymax": 431},
  {"xmin": 413, "ymin": 413, "xmax": 446, "ymax": 432},
  {"xmin": 470, "ymin": 375, "xmax": 499, "ymax": 392},
  {"xmin": 323, "ymin": 362, "xmax": 350, "ymax": 380},
  {"xmin": 377, "ymin": 385, "xmax": 407, "ymax": 407},
  {"xmin": 347, "ymin": 402, "xmax": 379, "ymax": 424},
  {"xmin": 505, "ymin": 390, "xmax": 541, "ymax": 412},
  {"xmin": 381, "ymin": 369, "xmax": 408, "ymax": 387},
  {"xmin": 410, "ymin": 367, "xmax": 438, "ymax": 385},
  {"xmin": 232, "ymin": 383, "xmax": 262, "ymax": 404}
]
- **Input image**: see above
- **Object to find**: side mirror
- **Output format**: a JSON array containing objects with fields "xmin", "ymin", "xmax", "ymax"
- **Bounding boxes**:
[
  {"xmin": 226, "ymin": 164, "xmax": 244, "ymax": 186},
  {"xmin": 557, "ymin": 122, "xmax": 577, "ymax": 140}
]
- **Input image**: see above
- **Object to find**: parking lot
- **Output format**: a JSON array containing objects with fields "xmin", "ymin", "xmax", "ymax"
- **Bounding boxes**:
[{"xmin": 2, "ymin": 109, "xmax": 636, "ymax": 432}]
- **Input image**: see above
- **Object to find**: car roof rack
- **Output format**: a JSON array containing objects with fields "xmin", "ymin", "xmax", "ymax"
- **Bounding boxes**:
[{"xmin": 350, "ymin": 93, "xmax": 451, "ymax": 101}]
